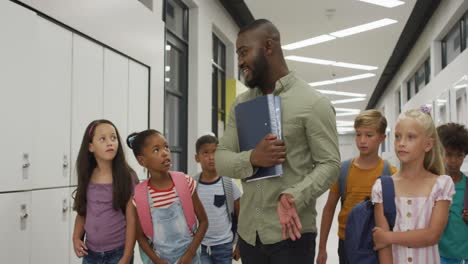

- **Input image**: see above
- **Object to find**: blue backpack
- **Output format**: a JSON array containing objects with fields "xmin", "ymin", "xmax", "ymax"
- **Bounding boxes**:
[{"xmin": 344, "ymin": 175, "xmax": 396, "ymax": 264}]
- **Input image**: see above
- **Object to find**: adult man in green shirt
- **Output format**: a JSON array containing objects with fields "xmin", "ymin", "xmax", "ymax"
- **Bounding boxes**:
[{"xmin": 215, "ymin": 19, "xmax": 340, "ymax": 263}]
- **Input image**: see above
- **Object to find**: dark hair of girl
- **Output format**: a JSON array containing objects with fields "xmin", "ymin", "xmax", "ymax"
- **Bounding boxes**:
[
  {"xmin": 126, "ymin": 129, "xmax": 162, "ymax": 158},
  {"xmin": 72, "ymin": 119, "xmax": 134, "ymax": 216}
]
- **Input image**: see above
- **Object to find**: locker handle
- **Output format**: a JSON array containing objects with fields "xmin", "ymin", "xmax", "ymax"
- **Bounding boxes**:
[
  {"xmin": 63, "ymin": 155, "xmax": 69, "ymax": 169},
  {"xmin": 62, "ymin": 199, "xmax": 69, "ymax": 213},
  {"xmin": 22, "ymin": 153, "xmax": 30, "ymax": 168},
  {"xmin": 20, "ymin": 212, "xmax": 29, "ymax": 220}
]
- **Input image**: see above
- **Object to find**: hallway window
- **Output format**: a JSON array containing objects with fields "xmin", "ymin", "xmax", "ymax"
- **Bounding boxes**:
[
  {"xmin": 442, "ymin": 19, "xmax": 463, "ymax": 69},
  {"xmin": 164, "ymin": 0, "xmax": 188, "ymax": 172},
  {"xmin": 212, "ymin": 34, "xmax": 226, "ymax": 137}
]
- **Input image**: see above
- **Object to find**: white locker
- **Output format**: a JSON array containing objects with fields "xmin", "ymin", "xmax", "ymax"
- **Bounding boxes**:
[
  {"xmin": 0, "ymin": 192, "xmax": 32, "ymax": 263},
  {"xmin": 30, "ymin": 188, "xmax": 70, "ymax": 263},
  {"xmin": 103, "ymin": 49, "xmax": 130, "ymax": 139},
  {"xmin": 0, "ymin": 0, "xmax": 37, "ymax": 192},
  {"xmin": 70, "ymin": 34, "xmax": 104, "ymax": 185},
  {"xmin": 68, "ymin": 188, "xmax": 82, "ymax": 264},
  {"xmin": 32, "ymin": 18, "xmax": 72, "ymax": 189},
  {"xmin": 128, "ymin": 61, "xmax": 150, "ymax": 180}
]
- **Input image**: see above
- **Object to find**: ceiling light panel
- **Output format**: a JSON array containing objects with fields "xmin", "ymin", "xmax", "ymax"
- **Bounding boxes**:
[
  {"xmin": 332, "ymin": 98, "xmax": 366, "ymax": 104},
  {"xmin": 286, "ymin": 56, "xmax": 378, "ymax": 71},
  {"xmin": 309, "ymin": 73, "xmax": 376, "ymax": 87},
  {"xmin": 282, "ymin": 35, "xmax": 336, "ymax": 50},
  {"xmin": 358, "ymin": 0, "xmax": 405, "ymax": 8},
  {"xmin": 317, "ymin": 90, "xmax": 366, "ymax": 97},
  {"xmin": 330, "ymin": 18, "xmax": 398, "ymax": 38}
]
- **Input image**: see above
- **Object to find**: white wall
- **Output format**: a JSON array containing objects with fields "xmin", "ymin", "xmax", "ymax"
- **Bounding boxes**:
[
  {"xmin": 186, "ymin": 0, "xmax": 240, "ymax": 174},
  {"xmin": 338, "ymin": 134, "xmax": 359, "ymax": 161},
  {"xmin": 376, "ymin": 0, "xmax": 468, "ymax": 162}
]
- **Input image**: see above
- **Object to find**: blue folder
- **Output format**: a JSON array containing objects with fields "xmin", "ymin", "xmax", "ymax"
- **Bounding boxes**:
[{"xmin": 235, "ymin": 94, "xmax": 283, "ymax": 182}]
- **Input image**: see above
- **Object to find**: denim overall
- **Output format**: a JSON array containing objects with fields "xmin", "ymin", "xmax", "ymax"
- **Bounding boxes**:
[{"xmin": 141, "ymin": 190, "xmax": 200, "ymax": 264}]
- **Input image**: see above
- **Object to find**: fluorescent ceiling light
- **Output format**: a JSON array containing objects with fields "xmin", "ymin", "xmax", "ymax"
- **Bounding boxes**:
[
  {"xmin": 333, "ymin": 62, "xmax": 378, "ymax": 71},
  {"xmin": 332, "ymin": 98, "xmax": 366, "ymax": 104},
  {"xmin": 309, "ymin": 80, "xmax": 336, "ymax": 87},
  {"xmin": 282, "ymin": 35, "xmax": 336, "ymax": 50},
  {"xmin": 317, "ymin": 90, "xmax": 366, "ymax": 97},
  {"xmin": 286, "ymin": 56, "xmax": 378, "ymax": 71},
  {"xmin": 330, "ymin": 18, "xmax": 397, "ymax": 38},
  {"xmin": 335, "ymin": 107, "xmax": 361, "ymax": 112},
  {"xmin": 358, "ymin": 0, "xmax": 405, "ymax": 8},
  {"xmin": 335, "ymin": 73, "xmax": 376, "ymax": 82},
  {"xmin": 165, "ymin": 45, "xmax": 171, "ymax": 51},
  {"xmin": 336, "ymin": 120, "xmax": 355, "ymax": 126},
  {"xmin": 336, "ymin": 112, "xmax": 361, "ymax": 117},
  {"xmin": 455, "ymin": 84, "xmax": 467, "ymax": 90},
  {"xmin": 285, "ymin": 55, "xmax": 334, "ymax": 65},
  {"xmin": 309, "ymin": 73, "xmax": 375, "ymax": 87},
  {"xmin": 165, "ymin": 66, "xmax": 171, "ymax": 72}
]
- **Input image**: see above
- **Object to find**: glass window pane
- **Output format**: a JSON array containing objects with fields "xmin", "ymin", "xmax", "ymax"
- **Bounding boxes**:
[
  {"xmin": 444, "ymin": 23, "xmax": 461, "ymax": 66},
  {"xmin": 424, "ymin": 59, "xmax": 431, "ymax": 84},
  {"xmin": 406, "ymin": 79, "xmax": 414, "ymax": 101},
  {"xmin": 165, "ymin": 44, "xmax": 183, "ymax": 93},
  {"xmin": 416, "ymin": 65, "xmax": 425, "ymax": 92},
  {"xmin": 166, "ymin": 0, "xmax": 186, "ymax": 40},
  {"xmin": 164, "ymin": 94, "xmax": 181, "ymax": 147},
  {"xmin": 219, "ymin": 42, "xmax": 226, "ymax": 69}
]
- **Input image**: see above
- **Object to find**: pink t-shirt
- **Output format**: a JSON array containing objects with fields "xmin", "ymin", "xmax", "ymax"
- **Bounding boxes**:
[{"xmin": 372, "ymin": 175, "xmax": 455, "ymax": 264}]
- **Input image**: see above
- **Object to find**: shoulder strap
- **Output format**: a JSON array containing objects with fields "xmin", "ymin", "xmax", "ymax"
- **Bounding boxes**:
[
  {"xmin": 171, "ymin": 171, "xmax": 197, "ymax": 233},
  {"xmin": 382, "ymin": 160, "xmax": 391, "ymax": 176},
  {"xmin": 221, "ymin": 177, "xmax": 234, "ymax": 222},
  {"xmin": 380, "ymin": 176, "xmax": 396, "ymax": 230},
  {"xmin": 134, "ymin": 179, "xmax": 153, "ymax": 239},
  {"xmin": 338, "ymin": 159, "xmax": 352, "ymax": 204}
]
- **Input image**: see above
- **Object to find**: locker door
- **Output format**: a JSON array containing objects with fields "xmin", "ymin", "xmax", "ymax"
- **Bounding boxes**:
[
  {"xmin": 0, "ymin": 192, "xmax": 32, "ymax": 263},
  {"xmin": 68, "ymin": 187, "xmax": 82, "ymax": 264},
  {"xmin": 70, "ymin": 34, "xmax": 104, "ymax": 185},
  {"xmin": 128, "ymin": 61, "xmax": 150, "ymax": 180},
  {"xmin": 103, "ymin": 49, "xmax": 129, "ymax": 144},
  {"xmin": 30, "ymin": 188, "xmax": 70, "ymax": 263},
  {"xmin": 0, "ymin": 0, "xmax": 37, "ymax": 192},
  {"xmin": 32, "ymin": 17, "xmax": 72, "ymax": 189}
]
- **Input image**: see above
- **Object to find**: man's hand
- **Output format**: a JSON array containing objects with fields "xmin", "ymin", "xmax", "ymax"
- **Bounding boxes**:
[
  {"xmin": 463, "ymin": 210, "xmax": 468, "ymax": 224},
  {"xmin": 250, "ymin": 134, "xmax": 286, "ymax": 167},
  {"xmin": 277, "ymin": 193, "xmax": 302, "ymax": 241}
]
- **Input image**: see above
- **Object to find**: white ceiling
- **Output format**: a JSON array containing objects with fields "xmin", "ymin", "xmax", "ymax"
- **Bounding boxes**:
[{"xmin": 244, "ymin": 0, "xmax": 416, "ymax": 124}]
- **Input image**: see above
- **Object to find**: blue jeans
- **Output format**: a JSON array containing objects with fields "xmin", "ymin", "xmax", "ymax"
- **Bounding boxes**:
[
  {"xmin": 441, "ymin": 256, "xmax": 468, "ymax": 264},
  {"xmin": 200, "ymin": 241, "xmax": 233, "ymax": 264},
  {"xmin": 83, "ymin": 246, "xmax": 133, "ymax": 264}
]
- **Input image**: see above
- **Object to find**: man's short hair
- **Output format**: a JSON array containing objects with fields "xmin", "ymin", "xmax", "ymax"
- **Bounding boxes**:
[
  {"xmin": 437, "ymin": 123, "xmax": 468, "ymax": 154},
  {"xmin": 195, "ymin": 134, "xmax": 218, "ymax": 153},
  {"xmin": 354, "ymin": 110, "xmax": 387, "ymax": 134}
]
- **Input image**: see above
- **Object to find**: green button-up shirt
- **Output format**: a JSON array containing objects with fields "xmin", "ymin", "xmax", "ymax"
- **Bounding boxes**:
[{"xmin": 215, "ymin": 72, "xmax": 340, "ymax": 245}]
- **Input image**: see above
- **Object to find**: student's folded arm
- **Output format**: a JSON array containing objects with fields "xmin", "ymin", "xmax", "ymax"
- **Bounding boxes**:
[
  {"xmin": 282, "ymin": 98, "xmax": 340, "ymax": 211},
  {"xmin": 374, "ymin": 203, "xmax": 393, "ymax": 264},
  {"xmin": 215, "ymin": 98, "xmax": 255, "ymax": 180},
  {"xmin": 387, "ymin": 200, "xmax": 450, "ymax": 248}
]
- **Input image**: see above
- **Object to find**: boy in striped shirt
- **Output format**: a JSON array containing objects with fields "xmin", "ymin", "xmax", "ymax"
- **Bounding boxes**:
[{"xmin": 194, "ymin": 135, "xmax": 242, "ymax": 264}]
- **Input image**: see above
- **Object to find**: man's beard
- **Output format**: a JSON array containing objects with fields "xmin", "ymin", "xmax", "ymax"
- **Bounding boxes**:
[{"xmin": 245, "ymin": 53, "xmax": 268, "ymax": 89}]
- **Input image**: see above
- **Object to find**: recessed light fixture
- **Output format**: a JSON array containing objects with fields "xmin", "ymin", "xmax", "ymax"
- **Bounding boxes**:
[
  {"xmin": 282, "ymin": 35, "xmax": 336, "ymax": 50},
  {"xmin": 282, "ymin": 18, "xmax": 397, "ymax": 50},
  {"xmin": 336, "ymin": 120, "xmax": 355, "ymax": 126},
  {"xmin": 330, "ymin": 18, "xmax": 397, "ymax": 38},
  {"xmin": 317, "ymin": 90, "xmax": 366, "ymax": 97},
  {"xmin": 332, "ymin": 98, "xmax": 366, "ymax": 104},
  {"xmin": 285, "ymin": 56, "xmax": 378, "ymax": 71},
  {"xmin": 309, "ymin": 73, "xmax": 376, "ymax": 87},
  {"xmin": 358, "ymin": 0, "xmax": 405, "ymax": 8}
]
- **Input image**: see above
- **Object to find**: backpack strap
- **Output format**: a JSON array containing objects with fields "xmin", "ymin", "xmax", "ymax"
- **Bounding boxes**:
[
  {"xmin": 380, "ymin": 176, "xmax": 396, "ymax": 230},
  {"xmin": 221, "ymin": 177, "xmax": 234, "ymax": 223},
  {"xmin": 171, "ymin": 171, "xmax": 197, "ymax": 233},
  {"xmin": 134, "ymin": 179, "xmax": 153, "ymax": 239},
  {"xmin": 338, "ymin": 159, "xmax": 353, "ymax": 204}
]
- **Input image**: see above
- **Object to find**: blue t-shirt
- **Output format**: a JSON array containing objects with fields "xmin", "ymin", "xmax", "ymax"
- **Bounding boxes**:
[{"xmin": 439, "ymin": 173, "xmax": 468, "ymax": 259}]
